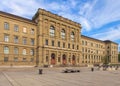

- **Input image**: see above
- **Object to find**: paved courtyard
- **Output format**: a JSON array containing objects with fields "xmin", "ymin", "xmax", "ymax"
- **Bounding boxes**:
[{"xmin": 0, "ymin": 67, "xmax": 120, "ymax": 86}]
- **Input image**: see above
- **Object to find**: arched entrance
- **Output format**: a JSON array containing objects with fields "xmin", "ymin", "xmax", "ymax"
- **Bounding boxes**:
[
  {"xmin": 72, "ymin": 55, "xmax": 76, "ymax": 65},
  {"xmin": 62, "ymin": 54, "xmax": 67, "ymax": 65},
  {"xmin": 51, "ymin": 53, "xmax": 55, "ymax": 65}
]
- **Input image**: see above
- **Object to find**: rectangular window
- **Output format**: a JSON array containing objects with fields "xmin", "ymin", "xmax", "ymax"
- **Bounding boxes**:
[
  {"xmin": 72, "ymin": 44, "xmax": 74, "ymax": 49},
  {"xmin": 63, "ymin": 42, "xmax": 65, "ymax": 48},
  {"xmin": 77, "ymin": 45, "xmax": 79, "ymax": 50},
  {"xmin": 14, "ymin": 47, "xmax": 18, "ymax": 54},
  {"xmin": 31, "ymin": 39, "xmax": 34, "ymax": 45},
  {"xmin": 85, "ymin": 41, "xmax": 87, "ymax": 45},
  {"xmin": 4, "ymin": 34, "xmax": 9, "ymax": 42},
  {"xmin": 91, "ymin": 43, "xmax": 93, "ymax": 46},
  {"xmin": 68, "ymin": 43, "xmax": 70, "ymax": 48},
  {"xmin": 58, "ymin": 57, "xmax": 60, "ymax": 62},
  {"xmin": 82, "ymin": 47, "xmax": 84, "ymax": 52},
  {"xmin": 23, "ymin": 27, "xmax": 27, "ymax": 33},
  {"xmin": 30, "ymin": 58, "xmax": 34, "ymax": 62},
  {"xmin": 14, "ymin": 25, "xmax": 19, "ymax": 32},
  {"xmin": 45, "ymin": 39, "xmax": 48, "ymax": 45},
  {"xmin": 14, "ymin": 36, "xmax": 18, "ymax": 43},
  {"xmin": 82, "ymin": 41, "xmax": 84, "ymax": 45},
  {"xmin": 31, "ymin": 28, "xmax": 34, "ymax": 34},
  {"xmin": 4, "ymin": 46, "xmax": 9, "ymax": 54},
  {"xmin": 46, "ymin": 56, "xmax": 48, "ymax": 62},
  {"xmin": 23, "ymin": 58, "xmax": 26, "ymax": 62},
  {"xmin": 23, "ymin": 37, "xmax": 27, "ymax": 45},
  {"xmin": 52, "ymin": 40, "xmax": 54, "ymax": 46},
  {"xmin": 4, "ymin": 22, "xmax": 9, "ymax": 30},
  {"xmin": 14, "ymin": 57, "xmax": 18, "ymax": 62},
  {"xmin": 23, "ymin": 49, "xmax": 26, "ymax": 55},
  {"xmin": 30, "ymin": 49, "xmax": 34, "ymax": 56},
  {"xmin": 58, "ymin": 41, "xmax": 60, "ymax": 47},
  {"xmin": 4, "ymin": 57, "xmax": 8, "ymax": 62}
]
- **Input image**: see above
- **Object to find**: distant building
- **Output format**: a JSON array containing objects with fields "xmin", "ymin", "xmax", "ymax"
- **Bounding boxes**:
[{"xmin": 0, "ymin": 8, "xmax": 118, "ymax": 66}]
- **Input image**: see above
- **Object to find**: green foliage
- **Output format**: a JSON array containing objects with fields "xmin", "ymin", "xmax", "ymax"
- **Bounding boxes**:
[
  {"xmin": 102, "ymin": 56, "xmax": 109, "ymax": 64},
  {"xmin": 118, "ymin": 53, "xmax": 120, "ymax": 62}
]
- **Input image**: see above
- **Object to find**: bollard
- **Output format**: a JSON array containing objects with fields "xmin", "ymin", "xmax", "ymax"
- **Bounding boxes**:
[{"xmin": 39, "ymin": 69, "xmax": 43, "ymax": 74}]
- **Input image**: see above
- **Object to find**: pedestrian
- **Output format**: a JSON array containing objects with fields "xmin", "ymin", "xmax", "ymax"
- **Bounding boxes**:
[{"xmin": 91, "ymin": 67, "xmax": 94, "ymax": 72}]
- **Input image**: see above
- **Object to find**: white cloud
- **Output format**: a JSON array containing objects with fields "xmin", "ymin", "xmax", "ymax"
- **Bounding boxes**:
[
  {"xmin": 91, "ymin": 26, "xmax": 120, "ymax": 41},
  {"xmin": 85, "ymin": 0, "xmax": 120, "ymax": 28},
  {"xmin": 0, "ymin": 0, "xmax": 46, "ymax": 18},
  {"xmin": 0, "ymin": 0, "xmax": 120, "ymax": 32}
]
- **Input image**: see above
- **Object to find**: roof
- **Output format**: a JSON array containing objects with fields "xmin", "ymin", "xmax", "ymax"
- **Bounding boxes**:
[
  {"xmin": 33, "ymin": 8, "xmax": 81, "ymax": 28},
  {"xmin": 103, "ymin": 40, "xmax": 118, "ymax": 45},
  {"xmin": 81, "ymin": 35, "xmax": 118, "ymax": 45},
  {"xmin": 81, "ymin": 35, "xmax": 104, "ymax": 43},
  {"xmin": 0, "ymin": 11, "xmax": 36, "ymax": 25}
]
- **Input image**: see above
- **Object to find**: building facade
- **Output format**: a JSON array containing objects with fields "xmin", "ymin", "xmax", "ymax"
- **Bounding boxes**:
[{"xmin": 0, "ymin": 8, "xmax": 118, "ymax": 66}]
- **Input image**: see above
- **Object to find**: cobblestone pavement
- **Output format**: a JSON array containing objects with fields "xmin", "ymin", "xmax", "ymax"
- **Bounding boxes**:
[{"xmin": 0, "ymin": 67, "xmax": 120, "ymax": 86}]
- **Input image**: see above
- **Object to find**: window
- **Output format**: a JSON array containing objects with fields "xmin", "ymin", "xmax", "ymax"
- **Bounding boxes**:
[
  {"xmin": 82, "ymin": 47, "xmax": 84, "ymax": 52},
  {"xmin": 68, "ymin": 43, "xmax": 70, "ymax": 48},
  {"xmin": 4, "ymin": 46, "xmax": 9, "ymax": 54},
  {"xmin": 77, "ymin": 45, "xmax": 79, "ymax": 50},
  {"xmin": 4, "ymin": 57, "xmax": 8, "ymax": 62},
  {"xmin": 50, "ymin": 26, "xmax": 55, "ymax": 37},
  {"xmin": 58, "ymin": 41, "xmax": 60, "ymax": 47},
  {"xmin": 14, "ymin": 47, "xmax": 18, "ymax": 54},
  {"xmin": 23, "ymin": 27, "xmax": 27, "ymax": 33},
  {"xmin": 22, "ymin": 49, "xmax": 26, "ymax": 55},
  {"xmin": 45, "ymin": 39, "xmax": 48, "ymax": 45},
  {"xmin": 30, "ymin": 58, "xmax": 34, "ymax": 62},
  {"xmin": 14, "ymin": 36, "xmax": 18, "ymax": 43},
  {"xmin": 58, "ymin": 57, "xmax": 60, "ymax": 62},
  {"xmin": 31, "ymin": 28, "xmax": 34, "ymax": 34},
  {"xmin": 31, "ymin": 39, "xmax": 34, "ymax": 45},
  {"xmin": 46, "ymin": 56, "xmax": 48, "ymax": 62},
  {"xmin": 91, "ymin": 43, "xmax": 93, "ymax": 46},
  {"xmin": 4, "ymin": 22, "xmax": 9, "ymax": 30},
  {"xmin": 63, "ymin": 42, "xmax": 65, "ymax": 48},
  {"xmin": 23, "ymin": 58, "xmax": 26, "ymax": 62},
  {"xmin": 72, "ymin": 44, "xmax": 74, "ymax": 49},
  {"xmin": 4, "ymin": 34, "xmax": 9, "ymax": 42},
  {"xmin": 30, "ymin": 49, "xmax": 34, "ymax": 56},
  {"xmin": 14, "ymin": 25, "xmax": 19, "ymax": 32},
  {"xmin": 52, "ymin": 40, "xmax": 54, "ymax": 46},
  {"xmin": 82, "ymin": 41, "xmax": 84, "ymax": 45},
  {"xmin": 85, "ymin": 41, "xmax": 87, "ymax": 45},
  {"xmin": 14, "ymin": 57, "xmax": 18, "ymax": 62},
  {"xmin": 23, "ymin": 37, "xmax": 27, "ymax": 45},
  {"xmin": 61, "ymin": 29, "xmax": 65, "ymax": 39},
  {"xmin": 71, "ymin": 31, "xmax": 75, "ymax": 41}
]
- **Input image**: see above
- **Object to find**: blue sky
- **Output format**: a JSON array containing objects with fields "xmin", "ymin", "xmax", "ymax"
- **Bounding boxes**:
[{"xmin": 0, "ymin": 0, "xmax": 120, "ymax": 50}]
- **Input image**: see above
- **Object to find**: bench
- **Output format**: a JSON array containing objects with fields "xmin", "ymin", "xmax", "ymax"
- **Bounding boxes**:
[{"xmin": 63, "ymin": 69, "xmax": 80, "ymax": 73}]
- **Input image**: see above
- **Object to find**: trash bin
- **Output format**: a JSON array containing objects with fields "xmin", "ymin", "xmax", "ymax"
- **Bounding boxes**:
[{"xmin": 39, "ymin": 69, "xmax": 43, "ymax": 74}]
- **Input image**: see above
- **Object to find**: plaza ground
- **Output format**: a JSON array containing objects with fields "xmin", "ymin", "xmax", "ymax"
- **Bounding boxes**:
[{"xmin": 0, "ymin": 67, "xmax": 120, "ymax": 86}]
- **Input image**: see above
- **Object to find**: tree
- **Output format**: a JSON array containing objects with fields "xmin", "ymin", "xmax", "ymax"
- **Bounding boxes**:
[
  {"xmin": 102, "ymin": 56, "xmax": 109, "ymax": 64},
  {"xmin": 118, "ymin": 53, "xmax": 120, "ymax": 62}
]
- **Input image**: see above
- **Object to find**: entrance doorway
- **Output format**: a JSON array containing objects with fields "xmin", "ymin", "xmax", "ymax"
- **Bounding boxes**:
[
  {"xmin": 51, "ymin": 53, "xmax": 55, "ymax": 65},
  {"xmin": 72, "ymin": 55, "xmax": 76, "ymax": 65},
  {"xmin": 62, "ymin": 54, "xmax": 66, "ymax": 65}
]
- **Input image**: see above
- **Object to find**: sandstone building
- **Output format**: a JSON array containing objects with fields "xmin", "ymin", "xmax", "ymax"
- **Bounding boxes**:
[{"xmin": 0, "ymin": 8, "xmax": 118, "ymax": 66}]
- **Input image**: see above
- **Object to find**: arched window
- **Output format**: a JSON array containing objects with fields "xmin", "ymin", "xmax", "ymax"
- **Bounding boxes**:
[
  {"xmin": 71, "ymin": 31, "xmax": 75, "ymax": 41},
  {"xmin": 61, "ymin": 29, "xmax": 65, "ymax": 39},
  {"xmin": 50, "ymin": 26, "xmax": 55, "ymax": 37},
  {"xmin": 4, "ymin": 46, "xmax": 9, "ymax": 54}
]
